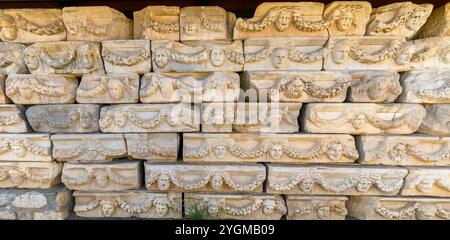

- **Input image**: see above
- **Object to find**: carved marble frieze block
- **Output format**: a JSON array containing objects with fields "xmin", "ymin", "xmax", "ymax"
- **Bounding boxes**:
[
  {"xmin": 183, "ymin": 133, "xmax": 358, "ymax": 164},
  {"xmin": 285, "ymin": 195, "xmax": 348, "ymax": 220},
  {"xmin": 201, "ymin": 102, "xmax": 235, "ymax": 132},
  {"xmin": 151, "ymin": 40, "xmax": 243, "ymax": 72},
  {"xmin": 0, "ymin": 134, "xmax": 51, "ymax": 162},
  {"xmin": 0, "ymin": 161, "xmax": 62, "ymax": 189},
  {"xmin": 102, "ymin": 40, "xmax": 151, "ymax": 74},
  {"xmin": 6, "ymin": 74, "xmax": 78, "ymax": 104},
  {"xmin": 62, "ymin": 6, "xmax": 132, "ymax": 41},
  {"xmin": 125, "ymin": 133, "xmax": 179, "ymax": 162},
  {"xmin": 347, "ymin": 196, "xmax": 450, "ymax": 220},
  {"xmin": 417, "ymin": 3, "xmax": 450, "ymax": 38},
  {"xmin": 324, "ymin": 1, "xmax": 371, "ymax": 36},
  {"xmin": 184, "ymin": 193, "xmax": 286, "ymax": 220},
  {"xmin": 23, "ymin": 41, "xmax": 104, "ymax": 76},
  {"xmin": 242, "ymin": 71, "xmax": 351, "ymax": 102},
  {"xmin": 366, "ymin": 2, "xmax": 433, "ymax": 39},
  {"xmin": 0, "ymin": 75, "xmax": 9, "ymax": 104},
  {"xmin": 302, "ymin": 103, "xmax": 426, "ymax": 135},
  {"xmin": 0, "ymin": 105, "xmax": 29, "ymax": 133},
  {"xmin": 144, "ymin": 162, "xmax": 266, "ymax": 193},
  {"xmin": 26, "ymin": 104, "xmax": 100, "ymax": 133},
  {"xmin": 402, "ymin": 37, "xmax": 450, "ymax": 71},
  {"xmin": 418, "ymin": 104, "xmax": 450, "ymax": 135},
  {"xmin": 0, "ymin": 9, "xmax": 66, "ymax": 43},
  {"xmin": 267, "ymin": 164, "xmax": 408, "ymax": 195},
  {"xmin": 0, "ymin": 186, "xmax": 73, "ymax": 220},
  {"xmin": 76, "ymin": 73, "xmax": 139, "ymax": 104},
  {"xmin": 349, "ymin": 71, "xmax": 401, "ymax": 103},
  {"xmin": 99, "ymin": 104, "xmax": 200, "ymax": 133},
  {"xmin": 62, "ymin": 160, "xmax": 142, "ymax": 191},
  {"xmin": 51, "ymin": 134, "xmax": 126, "ymax": 163},
  {"xmin": 133, "ymin": 6, "xmax": 180, "ymax": 41},
  {"xmin": 402, "ymin": 167, "xmax": 450, "ymax": 197},
  {"xmin": 140, "ymin": 72, "xmax": 240, "ymax": 103},
  {"xmin": 0, "ymin": 42, "xmax": 27, "ymax": 75},
  {"xmin": 398, "ymin": 71, "xmax": 450, "ymax": 103},
  {"xmin": 74, "ymin": 191, "xmax": 181, "ymax": 219}
]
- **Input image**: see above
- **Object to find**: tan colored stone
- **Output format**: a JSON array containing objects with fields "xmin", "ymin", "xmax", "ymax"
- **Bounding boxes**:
[
  {"xmin": 144, "ymin": 162, "xmax": 266, "ymax": 193},
  {"xmin": 285, "ymin": 195, "xmax": 348, "ymax": 220},
  {"xmin": 366, "ymin": 2, "xmax": 433, "ymax": 39},
  {"xmin": 0, "ymin": 105, "xmax": 29, "ymax": 133},
  {"xmin": 404, "ymin": 37, "xmax": 450, "ymax": 71},
  {"xmin": 0, "ymin": 134, "xmax": 51, "ymax": 162},
  {"xmin": 0, "ymin": 75, "xmax": 9, "ymax": 104},
  {"xmin": 34, "ymin": 210, "xmax": 68, "ymax": 220},
  {"xmin": 133, "ymin": 6, "xmax": 180, "ymax": 41},
  {"xmin": 402, "ymin": 167, "xmax": 450, "ymax": 197},
  {"xmin": 62, "ymin": 160, "xmax": 142, "ymax": 191},
  {"xmin": 417, "ymin": 3, "xmax": 450, "ymax": 38},
  {"xmin": 0, "ymin": 9, "xmax": 66, "ymax": 43},
  {"xmin": 303, "ymin": 103, "xmax": 425, "ymax": 134},
  {"xmin": 74, "ymin": 191, "xmax": 181, "ymax": 219},
  {"xmin": 76, "ymin": 73, "xmax": 139, "ymax": 104},
  {"xmin": 23, "ymin": 41, "xmax": 104, "ymax": 76},
  {"xmin": 99, "ymin": 104, "xmax": 200, "ymax": 133},
  {"xmin": 0, "ymin": 161, "xmax": 62, "ymax": 189},
  {"xmin": 151, "ymin": 40, "xmax": 243, "ymax": 72},
  {"xmin": 102, "ymin": 40, "xmax": 151, "ymax": 74},
  {"xmin": 267, "ymin": 164, "xmax": 407, "ymax": 195},
  {"xmin": 324, "ymin": 1, "xmax": 371, "ymax": 36},
  {"xmin": 6, "ymin": 74, "xmax": 77, "ymax": 104},
  {"xmin": 183, "ymin": 133, "xmax": 358, "ymax": 164},
  {"xmin": 185, "ymin": 193, "xmax": 286, "ymax": 220},
  {"xmin": 418, "ymin": 104, "xmax": 450, "ymax": 135},
  {"xmin": 349, "ymin": 71, "xmax": 401, "ymax": 103},
  {"xmin": 0, "ymin": 42, "xmax": 28, "ymax": 75},
  {"xmin": 398, "ymin": 71, "xmax": 450, "ymax": 104},
  {"xmin": 125, "ymin": 133, "xmax": 179, "ymax": 162},
  {"xmin": 51, "ymin": 134, "xmax": 126, "ymax": 163},
  {"xmin": 140, "ymin": 72, "xmax": 240, "ymax": 103},
  {"xmin": 201, "ymin": 102, "xmax": 235, "ymax": 132}
]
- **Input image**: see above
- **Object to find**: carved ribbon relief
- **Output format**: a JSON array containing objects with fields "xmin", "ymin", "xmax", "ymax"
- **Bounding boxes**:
[
  {"xmin": 142, "ymin": 16, "xmax": 179, "ymax": 35},
  {"xmin": 77, "ymin": 76, "xmax": 137, "ymax": 100},
  {"xmin": 374, "ymin": 202, "xmax": 450, "ymax": 220},
  {"xmin": 369, "ymin": 142, "xmax": 450, "ymax": 164},
  {"xmin": 351, "ymin": 73, "xmax": 402, "ymax": 101},
  {"xmin": 62, "ymin": 167, "xmax": 137, "ymax": 188},
  {"xmin": 0, "ymin": 138, "xmax": 49, "ymax": 157},
  {"xmin": 102, "ymin": 45, "xmax": 151, "ymax": 66}
]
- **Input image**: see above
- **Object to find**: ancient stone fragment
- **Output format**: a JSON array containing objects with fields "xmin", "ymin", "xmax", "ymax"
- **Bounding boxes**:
[
  {"xmin": 349, "ymin": 71, "xmax": 401, "ymax": 103},
  {"xmin": 402, "ymin": 167, "xmax": 450, "ymax": 197},
  {"xmin": 418, "ymin": 104, "xmax": 450, "ymax": 135},
  {"xmin": 398, "ymin": 71, "xmax": 450, "ymax": 103},
  {"xmin": 124, "ymin": 133, "xmax": 179, "ymax": 162},
  {"xmin": 201, "ymin": 102, "xmax": 235, "ymax": 132},
  {"xmin": 0, "ymin": 161, "xmax": 62, "ymax": 189},
  {"xmin": 285, "ymin": 195, "xmax": 348, "ymax": 220},
  {"xmin": 133, "ymin": 6, "xmax": 180, "ymax": 41},
  {"xmin": 404, "ymin": 37, "xmax": 450, "ymax": 71},
  {"xmin": 0, "ymin": 134, "xmax": 51, "ymax": 162},
  {"xmin": 324, "ymin": 1, "xmax": 371, "ymax": 36},
  {"xmin": 0, "ymin": 105, "xmax": 29, "ymax": 133},
  {"xmin": 417, "ymin": 3, "xmax": 450, "ymax": 38},
  {"xmin": 0, "ymin": 42, "xmax": 28, "ymax": 75},
  {"xmin": 0, "ymin": 75, "xmax": 9, "ymax": 104},
  {"xmin": 102, "ymin": 40, "xmax": 151, "ymax": 74}
]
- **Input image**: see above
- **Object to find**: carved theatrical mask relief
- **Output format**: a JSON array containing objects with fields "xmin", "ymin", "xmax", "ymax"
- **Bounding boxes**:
[
  {"xmin": 349, "ymin": 71, "xmax": 401, "ymax": 103},
  {"xmin": 0, "ymin": 134, "xmax": 51, "ymax": 162},
  {"xmin": 125, "ymin": 133, "xmax": 179, "ymax": 162},
  {"xmin": 323, "ymin": 1, "xmax": 372, "ymax": 36}
]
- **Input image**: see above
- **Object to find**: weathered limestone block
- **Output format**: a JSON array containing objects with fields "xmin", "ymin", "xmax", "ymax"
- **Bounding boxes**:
[
  {"xmin": 0, "ymin": 134, "xmax": 51, "ymax": 162},
  {"xmin": 324, "ymin": 36, "xmax": 409, "ymax": 71},
  {"xmin": 0, "ymin": 105, "xmax": 29, "ymax": 133},
  {"xmin": 133, "ymin": 6, "xmax": 180, "ymax": 41},
  {"xmin": 76, "ymin": 73, "xmax": 139, "ymax": 104},
  {"xmin": 125, "ymin": 133, "xmax": 179, "ymax": 162},
  {"xmin": 349, "ymin": 71, "xmax": 401, "ymax": 103},
  {"xmin": 0, "ymin": 42, "xmax": 27, "ymax": 75},
  {"xmin": 102, "ymin": 40, "xmax": 151, "ymax": 74},
  {"xmin": 151, "ymin": 40, "xmax": 243, "ymax": 72},
  {"xmin": 62, "ymin": 160, "xmax": 142, "ymax": 191},
  {"xmin": 324, "ymin": 1, "xmax": 371, "ymax": 36},
  {"xmin": 51, "ymin": 134, "xmax": 126, "ymax": 163},
  {"xmin": 418, "ymin": 104, "xmax": 450, "ymax": 135},
  {"xmin": 398, "ymin": 71, "xmax": 450, "ymax": 103},
  {"xmin": 74, "ymin": 191, "xmax": 181, "ymax": 219},
  {"xmin": 0, "ymin": 186, "xmax": 72, "ymax": 220},
  {"xmin": 185, "ymin": 193, "xmax": 286, "ymax": 220},
  {"xmin": 303, "ymin": 103, "xmax": 425, "ymax": 134},
  {"xmin": 6, "ymin": 74, "xmax": 78, "ymax": 104},
  {"xmin": 0, "ymin": 75, "xmax": 9, "ymax": 104},
  {"xmin": 233, "ymin": 2, "xmax": 328, "ymax": 39},
  {"xmin": 233, "ymin": 102, "xmax": 301, "ymax": 133},
  {"xmin": 201, "ymin": 102, "xmax": 235, "ymax": 132},
  {"xmin": 62, "ymin": 6, "xmax": 132, "ymax": 41},
  {"xmin": 144, "ymin": 162, "xmax": 266, "ymax": 193},
  {"xmin": 140, "ymin": 72, "xmax": 240, "ymax": 103},
  {"xmin": 267, "ymin": 164, "xmax": 407, "ymax": 195},
  {"xmin": 0, "ymin": 161, "xmax": 62, "ymax": 189},
  {"xmin": 23, "ymin": 41, "xmax": 104, "ymax": 76},
  {"xmin": 417, "ymin": 3, "xmax": 450, "ymax": 38},
  {"xmin": 347, "ymin": 196, "xmax": 450, "ymax": 220},
  {"xmin": 26, "ymin": 104, "xmax": 100, "ymax": 133},
  {"xmin": 358, "ymin": 135, "xmax": 450, "ymax": 166},
  {"xmin": 183, "ymin": 133, "xmax": 358, "ymax": 164},
  {"xmin": 99, "ymin": 104, "xmax": 200, "ymax": 133},
  {"xmin": 285, "ymin": 195, "xmax": 348, "ymax": 220},
  {"xmin": 403, "ymin": 37, "xmax": 450, "ymax": 71},
  {"xmin": 242, "ymin": 71, "xmax": 351, "ymax": 102},
  {"xmin": 0, "ymin": 9, "xmax": 66, "ymax": 43},
  {"xmin": 366, "ymin": 2, "xmax": 433, "ymax": 39},
  {"xmin": 402, "ymin": 167, "xmax": 450, "ymax": 197}
]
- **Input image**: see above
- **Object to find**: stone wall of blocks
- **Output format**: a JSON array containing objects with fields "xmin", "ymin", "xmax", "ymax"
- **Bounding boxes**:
[{"xmin": 0, "ymin": 2, "xmax": 450, "ymax": 220}]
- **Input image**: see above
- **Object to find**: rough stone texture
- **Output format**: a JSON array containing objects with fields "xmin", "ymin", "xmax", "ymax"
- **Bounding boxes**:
[
  {"xmin": 349, "ymin": 71, "xmax": 401, "ymax": 103},
  {"xmin": 0, "ymin": 75, "xmax": 9, "ymax": 104},
  {"xmin": 184, "ymin": 193, "xmax": 286, "ymax": 220},
  {"xmin": 76, "ymin": 73, "xmax": 139, "ymax": 104},
  {"xmin": 74, "ymin": 191, "xmax": 182, "ymax": 219},
  {"xmin": 51, "ymin": 134, "xmax": 126, "ymax": 163},
  {"xmin": 0, "ymin": 42, "xmax": 28, "ymax": 75},
  {"xmin": 26, "ymin": 104, "xmax": 100, "ymax": 133},
  {"xmin": 0, "ymin": 9, "xmax": 66, "ymax": 43},
  {"xmin": 398, "ymin": 71, "xmax": 450, "ymax": 103},
  {"xmin": 285, "ymin": 195, "xmax": 348, "ymax": 220},
  {"xmin": 125, "ymin": 133, "xmax": 179, "ymax": 162},
  {"xmin": 6, "ymin": 74, "xmax": 78, "ymax": 104},
  {"xmin": 201, "ymin": 102, "xmax": 235, "ymax": 132},
  {"xmin": 140, "ymin": 72, "xmax": 240, "ymax": 103},
  {"xmin": 183, "ymin": 133, "xmax": 358, "ymax": 164},
  {"xmin": 133, "ymin": 6, "xmax": 180, "ymax": 41},
  {"xmin": 302, "ymin": 103, "xmax": 426, "ymax": 135},
  {"xmin": 0, "ymin": 161, "xmax": 62, "ymax": 189},
  {"xmin": 324, "ymin": 1, "xmax": 372, "ymax": 36},
  {"xmin": 144, "ymin": 162, "xmax": 266, "ymax": 193},
  {"xmin": 99, "ymin": 104, "xmax": 200, "ymax": 133},
  {"xmin": 0, "ymin": 105, "xmax": 29, "ymax": 133},
  {"xmin": 102, "ymin": 40, "xmax": 151, "ymax": 74},
  {"xmin": 418, "ymin": 104, "xmax": 450, "ymax": 135},
  {"xmin": 62, "ymin": 160, "xmax": 142, "ymax": 191},
  {"xmin": 266, "ymin": 164, "xmax": 408, "ymax": 195},
  {"xmin": 417, "ymin": 3, "xmax": 450, "ymax": 38},
  {"xmin": 406, "ymin": 37, "xmax": 450, "ymax": 71},
  {"xmin": 401, "ymin": 167, "xmax": 450, "ymax": 197},
  {"xmin": 0, "ymin": 134, "xmax": 51, "ymax": 162},
  {"xmin": 0, "ymin": 185, "xmax": 73, "ymax": 220}
]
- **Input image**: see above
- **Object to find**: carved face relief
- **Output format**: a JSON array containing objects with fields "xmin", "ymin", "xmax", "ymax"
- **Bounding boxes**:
[
  {"xmin": 275, "ymin": 11, "xmax": 292, "ymax": 31},
  {"xmin": 299, "ymin": 178, "xmax": 314, "ymax": 192},
  {"xmin": 351, "ymin": 114, "xmax": 367, "ymax": 129},
  {"xmin": 327, "ymin": 142, "xmax": 343, "ymax": 161},
  {"xmin": 11, "ymin": 143, "xmax": 27, "ymax": 158},
  {"xmin": 210, "ymin": 175, "xmax": 223, "ymax": 190},
  {"xmin": 210, "ymin": 47, "xmax": 225, "ymax": 67},
  {"xmin": 157, "ymin": 173, "xmax": 171, "ymax": 191},
  {"xmin": 269, "ymin": 144, "xmax": 283, "ymax": 160},
  {"xmin": 271, "ymin": 48, "xmax": 288, "ymax": 68},
  {"xmin": 262, "ymin": 199, "xmax": 276, "ymax": 215},
  {"xmin": 107, "ymin": 79, "xmax": 124, "ymax": 100},
  {"xmin": 153, "ymin": 199, "xmax": 169, "ymax": 217},
  {"xmin": 183, "ymin": 17, "xmax": 199, "ymax": 36},
  {"xmin": 95, "ymin": 174, "xmax": 108, "ymax": 188},
  {"xmin": 283, "ymin": 79, "xmax": 304, "ymax": 98},
  {"xmin": 416, "ymin": 178, "xmax": 434, "ymax": 192},
  {"xmin": 154, "ymin": 49, "xmax": 169, "ymax": 68},
  {"xmin": 317, "ymin": 205, "xmax": 332, "ymax": 220},
  {"xmin": 214, "ymin": 145, "xmax": 226, "ymax": 159},
  {"xmin": 77, "ymin": 44, "xmax": 94, "ymax": 69},
  {"xmin": 336, "ymin": 11, "xmax": 354, "ymax": 31},
  {"xmin": 79, "ymin": 111, "xmax": 93, "ymax": 129},
  {"xmin": 207, "ymin": 200, "xmax": 220, "ymax": 217},
  {"xmin": 100, "ymin": 200, "xmax": 116, "ymax": 217},
  {"xmin": 332, "ymin": 41, "xmax": 350, "ymax": 64},
  {"xmin": 415, "ymin": 204, "xmax": 436, "ymax": 220},
  {"xmin": 356, "ymin": 178, "xmax": 372, "ymax": 192},
  {"xmin": 388, "ymin": 144, "xmax": 407, "ymax": 163},
  {"xmin": 113, "ymin": 111, "xmax": 127, "ymax": 128}
]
